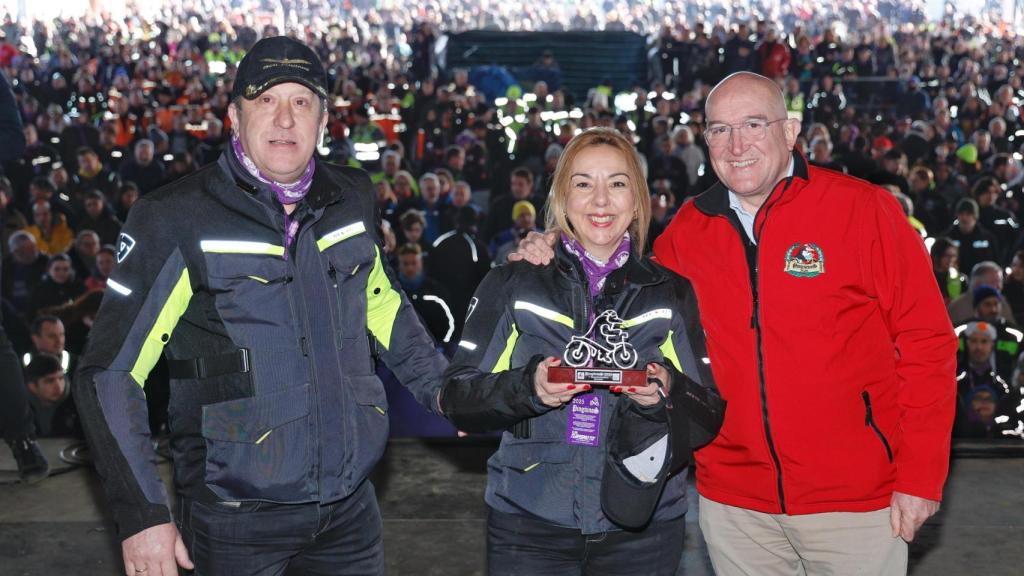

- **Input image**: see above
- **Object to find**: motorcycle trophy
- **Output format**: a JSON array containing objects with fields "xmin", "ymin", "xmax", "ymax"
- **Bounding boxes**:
[{"xmin": 549, "ymin": 310, "xmax": 647, "ymax": 387}]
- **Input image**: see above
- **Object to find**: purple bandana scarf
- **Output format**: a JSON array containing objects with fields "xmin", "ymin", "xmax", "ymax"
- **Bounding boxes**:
[
  {"xmin": 230, "ymin": 134, "xmax": 315, "ymax": 257},
  {"xmin": 560, "ymin": 232, "xmax": 632, "ymax": 301}
]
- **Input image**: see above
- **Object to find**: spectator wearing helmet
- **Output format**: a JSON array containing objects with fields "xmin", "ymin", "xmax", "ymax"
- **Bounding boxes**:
[
  {"xmin": 954, "ymin": 285, "xmax": 1022, "ymax": 380},
  {"xmin": 943, "ymin": 198, "xmax": 1000, "ymax": 275},
  {"xmin": 952, "ymin": 320, "xmax": 1023, "ymax": 438}
]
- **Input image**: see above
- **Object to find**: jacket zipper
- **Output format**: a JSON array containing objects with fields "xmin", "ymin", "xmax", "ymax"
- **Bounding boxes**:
[
  {"xmin": 861, "ymin": 391, "xmax": 894, "ymax": 463},
  {"xmin": 247, "ymin": 190, "xmax": 323, "ymax": 498},
  {"xmin": 723, "ymin": 179, "xmax": 792, "ymax": 514},
  {"xmin": 327, "ymin": 262, "xmax": 344, "ymax": 347}
]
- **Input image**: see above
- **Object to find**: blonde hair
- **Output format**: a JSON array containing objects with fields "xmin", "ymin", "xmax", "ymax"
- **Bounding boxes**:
[{"xmin": 544, "ymin": 127, "xmax": 650, "ymax": 256}]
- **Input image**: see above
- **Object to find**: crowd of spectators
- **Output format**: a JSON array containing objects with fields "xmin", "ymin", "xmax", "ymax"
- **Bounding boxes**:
[{"xmin": 1, "ymin": 0, "xmax": 1022, "ymax": 439}]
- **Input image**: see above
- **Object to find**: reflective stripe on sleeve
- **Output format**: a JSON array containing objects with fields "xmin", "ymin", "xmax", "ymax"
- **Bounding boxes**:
[
  {"xmin": 659, "ymin": 329, "xmax": 683, "ymax": 373},
  {"xmin": 366, "ymin": 246, "xmax": 402, "ymax": 350},
  {"xmin": 107, "ymin": 278, "xmax": 133, "ymax": 296},
  {"xmin": 491, "ymin": 324, "xmax": 520, "ymax": 372},
  {"xmin": 130, "ymin": 268, "xmax": 193, "ymax": 387}
]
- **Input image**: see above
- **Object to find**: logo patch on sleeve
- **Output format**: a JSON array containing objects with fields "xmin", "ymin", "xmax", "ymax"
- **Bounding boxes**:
[
  {"xmin": 784, "ymin": 243, "xmax": 825, "ymax": 278},
  {"xmin": 117, "ymin": 233, "xmax": 136, "ymax": 263}
]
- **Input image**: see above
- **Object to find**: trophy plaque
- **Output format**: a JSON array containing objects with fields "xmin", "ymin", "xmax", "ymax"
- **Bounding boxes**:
[{"xmin": 549, "ymin": 310, "xmax": 647, "ymax": 387}]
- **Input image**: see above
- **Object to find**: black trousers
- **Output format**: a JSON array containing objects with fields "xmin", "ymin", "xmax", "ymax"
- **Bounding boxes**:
[
  {"xmin": 486, "ymin": 507, "xmax": 686, "ymax": 576},
  {"xmin": 178, "ymin": 480, "xmax": 385, "ymax": 576},
  {"xmin": 0, "ymin": 326, "xmax": 33, "ymax": 443}
]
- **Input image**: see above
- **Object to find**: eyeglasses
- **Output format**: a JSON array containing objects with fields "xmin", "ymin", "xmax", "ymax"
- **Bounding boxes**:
[{"xmin": 704, "ymin": 118, "xmax": 789, "ymax": 147}]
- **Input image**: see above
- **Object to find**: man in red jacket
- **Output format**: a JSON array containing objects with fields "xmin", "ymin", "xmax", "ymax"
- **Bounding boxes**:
[
  {"xmin": 514, "ymin": 71, "xmax": 956, "ymax": 574},
  {"xmin": 653, "ymin": 72, "xmax": 956, "ymax": 574},
  {"xmin": 757, "ymin": 28, "xmax": 791, "ymax": 80}
]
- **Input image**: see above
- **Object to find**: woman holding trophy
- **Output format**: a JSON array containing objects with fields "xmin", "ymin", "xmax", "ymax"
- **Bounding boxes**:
[{"xmin": 440, "ymin": 127, "xmax": 724, "ymax": 575}]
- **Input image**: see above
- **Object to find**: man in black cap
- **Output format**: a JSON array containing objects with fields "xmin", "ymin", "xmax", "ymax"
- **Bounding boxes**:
[
  {"xmin": 943, "ymin": 197, "xmax": 1000, "ymax": 275},
  {"xmin": 76, "ymin": 36, "xmax": 447, "ymax": 575}
]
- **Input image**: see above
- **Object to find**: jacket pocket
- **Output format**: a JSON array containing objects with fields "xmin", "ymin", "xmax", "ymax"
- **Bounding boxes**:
[
  {"xmin": 493, "ymin": 441, "xmax": 576, "ymax": 522},
  {"xmin": 350, "ymin": 374, "xmax": 389, "ymax": 415},
  {"xmin": 861, "ymin": 391, "xmax": 893, "ymax": 463},
  {"xmin": 345, "ymin": 375, "xmax": 390, "ymax": 481},
  {"xmin": 203, "ymin": 253, "xmax": 294, "ymax": 337},
  {"xmin": 324, "ymin": 238, "xmax": 375, "ymax": 354},
  {"xmin": 202, "ymin": 384, "xmax": 312, "ymax": 501}
]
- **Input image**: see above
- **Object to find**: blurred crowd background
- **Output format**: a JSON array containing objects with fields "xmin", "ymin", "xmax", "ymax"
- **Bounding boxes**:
[{"xmin": 2, "ymin": 0, "xmax": 1023, "ymax": 441}]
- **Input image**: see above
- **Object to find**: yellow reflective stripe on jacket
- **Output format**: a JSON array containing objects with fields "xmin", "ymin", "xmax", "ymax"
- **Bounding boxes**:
[
  {"xmin": 513, "ymin": 300, "xmax": 573, "ymax": 328},
  {"xmin": 317, "ymin": 221, "xmax": 367, "ymax": 252},
  {"xmin": 130, "ymin": 268, "xmax": 193, "ymax": 387},
  {"xmin": 366, "ymin": 245, "xmax": 402, "ymax": 350},
  {"xmin": 491, "ymin": 324, "xmax": 520, "ymax": 372},
  {"xmin": 199, "ymin": 240, "xmax": 285, "ymax": 256},
  {"xmin": 621, "ymin": 308, "xmax": 672, "ymax": 328},
  {"xmin": 659, "ymin": 329, "xmax": 682, "ymax": 372}
]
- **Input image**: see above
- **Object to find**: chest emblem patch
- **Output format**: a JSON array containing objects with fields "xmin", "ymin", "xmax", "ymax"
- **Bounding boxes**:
[{"xmin": 784, "ymin": 243, "xmax": 825, "ymax": 278}]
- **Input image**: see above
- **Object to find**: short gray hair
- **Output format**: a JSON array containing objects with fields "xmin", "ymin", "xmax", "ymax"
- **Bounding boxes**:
[
  {"xmin": 969, "ymin": 261, "xmax": 1003, "ymax": 288},
  {"xmin": 8, "ymin": 230, "xmax": 35, "ymax": 252}
]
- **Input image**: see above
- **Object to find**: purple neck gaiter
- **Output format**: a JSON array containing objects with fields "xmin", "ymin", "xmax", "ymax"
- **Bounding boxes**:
[
  {"xmin": 561, "ymin": 232, "xmax": 632, "ymax": 301},
  {"xmin": 230, "ymin": 133, "xmax": 315, "ymax": 257}
]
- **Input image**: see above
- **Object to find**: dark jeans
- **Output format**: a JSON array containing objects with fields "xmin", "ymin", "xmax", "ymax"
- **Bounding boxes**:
[
  {"xmin": 178, "ymin": 480, "xmax": 384, "ymax": 576},
  {"xmin": 0, "ymin": 326, "xmax": 33, "ymax": 443},
  {"xmin": 486, "ymin": 508, "xmax": 685, "ymax": 576}
]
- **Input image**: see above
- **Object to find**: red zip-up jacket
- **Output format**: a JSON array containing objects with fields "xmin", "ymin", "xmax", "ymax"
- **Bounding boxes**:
[{"xmin": 653, "ymin": 152, "xmax": 956, "ymax": 515}]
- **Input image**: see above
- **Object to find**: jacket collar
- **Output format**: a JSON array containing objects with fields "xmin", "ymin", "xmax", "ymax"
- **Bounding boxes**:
[
  {"xmin": 693, "ymin": 149, "xmax": 810, "ymax": 217},
  {"xmin": 217, "ymin": 151, "xmax": 349, "ymax": 212},
  {"xmin": 553, "ymin": 239, "xmax": 666, "ymax": 290}
]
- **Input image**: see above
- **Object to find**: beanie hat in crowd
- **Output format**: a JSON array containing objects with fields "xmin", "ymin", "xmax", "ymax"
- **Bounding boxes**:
[
  {"xmin": 957, "ymin": 143, "xmax": 979, "ymax": 164},
  {"xmin": 955, "ymin": 197, "xmax": 980, "ymax": 218},
  {"xmin": 972, "ymin": 285, "xmax": 1002, "ymax": 308}
]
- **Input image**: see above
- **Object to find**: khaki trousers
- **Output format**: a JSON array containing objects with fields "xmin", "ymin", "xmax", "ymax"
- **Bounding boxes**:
[{"xmin": 699, "ymin": 496, "xmax": 908, "ymax": 576}]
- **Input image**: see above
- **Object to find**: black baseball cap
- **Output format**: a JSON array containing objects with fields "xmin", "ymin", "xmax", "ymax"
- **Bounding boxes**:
[
  {"xmin": 601, "ymin": 397, "xmax": 681, "ymax": 530},
  {"xmin": 601, "ymin": 372, "xmax": 725, "ymax": 530},
  {"xmin": 232, "ymin": 36, "xmax": 328, "ymax": 102}
]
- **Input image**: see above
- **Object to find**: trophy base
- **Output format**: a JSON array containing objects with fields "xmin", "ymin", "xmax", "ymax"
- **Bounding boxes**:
[{"xmin": 548, "ymin": 366, "xmax": 647, "ymax": 387}]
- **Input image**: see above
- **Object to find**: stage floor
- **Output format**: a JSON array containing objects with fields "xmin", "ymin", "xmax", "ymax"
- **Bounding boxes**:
[{"xmin": 1, "ymin": 438, "xmax": 1021, "ymax": 575}]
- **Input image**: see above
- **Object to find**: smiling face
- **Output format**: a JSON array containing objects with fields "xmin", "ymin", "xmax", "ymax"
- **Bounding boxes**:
[
  {"xmin": 228, "ymin": 82, "xmax": 326, "ymax": 183},
  {"xmin": 705, "ymin": 73, "xmax": 800, "ymax": 212},
  {"xmin": 563, "ymin": 145, "xmax": 636, "ymax": 261}
]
